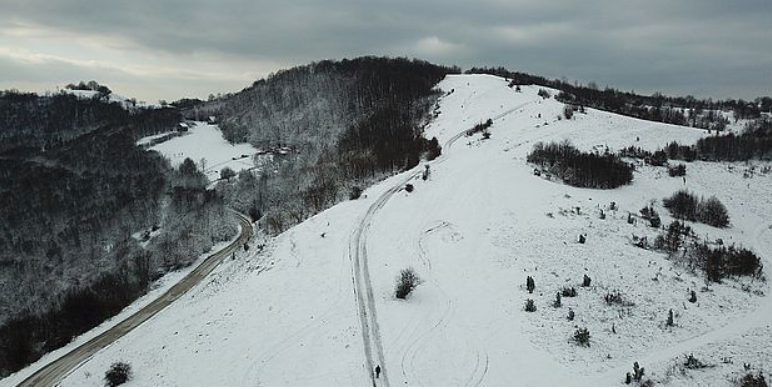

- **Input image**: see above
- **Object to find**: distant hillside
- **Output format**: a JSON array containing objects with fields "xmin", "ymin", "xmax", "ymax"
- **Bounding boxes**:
[
  {"xmin": 200, "ymin": 57, "xmax": 458, "ymax": 233},
  {"xmin": 0, "ymin": 88, "xmax": 177, "ymax": 155},
  {"xmin": 466, "ymin": 66, "xmax": 772, "ymax": 131},
  {"xmin": 0, "ymin": 90, "xmax": 233, "ymax": 378}
]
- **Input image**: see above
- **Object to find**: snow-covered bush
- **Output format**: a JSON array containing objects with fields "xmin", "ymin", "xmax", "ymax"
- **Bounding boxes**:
[
  {"xmin": 663, "ymin": 191, "xmax": 730, "ymax": 228},
  {"xmin": 663, "ymin": 190, "xmax": 699, "ymax": 220},
  {"xmin": 553, "ymin": 292, "xmax": 562, "ymax": 308},
  {"xmin": 563, "ymin": 104, "xmax": 575, "ymax": 120},
  {"xmin": 104, "ymin": 361, "xmax": 132, "ymax": 387},
  {"xmin": 524, "ymin": 299, "xmax": 537, "ymax": 312},
  {"xmin": 739, "ymin": 370, "xmax": 767, "ymax": 387},
  {"xmin": 561, "ymin": 286, "xmax": 577, "ymax": 297},
  {"xmin": 349, "ymin": 186, "xmax": 363, "ymax": 200},
  {"xmin": 697, "ymin": 196, "xmax": 730, "ymax": 227},
  {"xmin": 683, "ymin": 354, "xmax": 708, "ymax": 370},
  {"xmin": 604, "ymin": 290, "xmax": 635, "ymax": 307},
  {"xmin": 573, "ymin": 327, "xmax": 591, "ymax": 347},
  {"xmin": 425, "ymin": 137, "xmax": 442, "ymax": 161},
  {"xmin": 668, "ymin": 164, "xmax": 687, "ymax": 177},
  {"xmin": 395, "ymin": 268, "xmax": 422, "ymax": 299}
]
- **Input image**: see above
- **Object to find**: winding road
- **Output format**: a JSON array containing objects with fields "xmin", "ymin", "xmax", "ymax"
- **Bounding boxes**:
[{"xmin": 19, "ymin": 211, "xmax": 253, "ymax": 387}]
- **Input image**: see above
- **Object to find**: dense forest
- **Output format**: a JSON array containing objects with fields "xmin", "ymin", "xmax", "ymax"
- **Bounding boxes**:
[
  {"xmin": 0, "ymin": 88, "xmax": 235, "ymax": 377},
  {"xmin": 467, "ymin": 66, "xmax": 771, "ymax": 131}
]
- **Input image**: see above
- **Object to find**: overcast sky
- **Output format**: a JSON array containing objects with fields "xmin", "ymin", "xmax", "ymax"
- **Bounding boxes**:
[{"xmin": 1, "ymin": 0, "xmax": 770, "ymax": 102}]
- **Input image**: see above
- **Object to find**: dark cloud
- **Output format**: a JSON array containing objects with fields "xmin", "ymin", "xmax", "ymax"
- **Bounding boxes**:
[{"xmin": 0, "ymin": 0, "xmax": 770, "ymax": 100}]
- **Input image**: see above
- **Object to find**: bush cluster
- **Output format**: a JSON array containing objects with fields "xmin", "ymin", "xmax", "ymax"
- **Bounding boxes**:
[
  {"xmin": 663, "ymin": 190, "xmax": 730, "ymax": 227},
  {"xmin": 668, "ymin": 164, "xmax": 687, "ymax": 177},
  {"xmin": 740, "ymin": 371, "xmax": 767, "ymax": 387},
  {"xmin": 655, "ymin": 221, "xmax": 762, "ymax": 282},
  {"xmin": 528, "ymin": 141, "xmax": 634, "ymax": 189},
  {"xmin": 466, "ymin": 118, "xmax": 493, "ymax": 136}
]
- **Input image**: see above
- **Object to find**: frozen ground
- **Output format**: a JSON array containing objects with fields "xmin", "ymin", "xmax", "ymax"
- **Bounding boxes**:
[{"xmin": 12, "ymin": 74, "xmax": 770, "ymax": 387}]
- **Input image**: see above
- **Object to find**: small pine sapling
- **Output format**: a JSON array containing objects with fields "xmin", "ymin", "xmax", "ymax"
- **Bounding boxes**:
[
  {"xmin": 567, "ymin": 308, "xmax": 575, "ymax": 321},
  {"xmin": 561, "ymin": 286, "xmax": 577, "ymax": 297},
  {"xmin": 688, "ymin": 290, "xmax": 697, "ymax": 303},
  {"xmin": 582, "ymin": 274, "xmax": 592, "ymax": 287},
  {"xmin": 524, "ymin": 298, "xmax": 537, "ymax": 312},
  {"xmin": 632, "ymin": 361, "xmax": 645, "ymax": 382},
  {"xmin": 553, "ymin": 292, "xmax": 562, "ymax": 308},
  {"xmin": 573, "ymin": 327, "xmax": 591, "ymax": 347},
  {"xmin": 526, "ymin": 276, "xmax": 535, "ymax": 294}
]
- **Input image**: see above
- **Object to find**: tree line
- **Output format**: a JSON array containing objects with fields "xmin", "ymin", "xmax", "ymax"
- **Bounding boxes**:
[
  {"xmin": 466, "ymin": 66, "xmax": 770, "ymax": 130},
  {"xmin": 621, "ymin": 118, "xmax": 772, "ymax": 163}
]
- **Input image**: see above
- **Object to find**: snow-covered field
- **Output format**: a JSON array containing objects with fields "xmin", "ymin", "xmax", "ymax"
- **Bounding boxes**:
[
  {"xmin": 12, "ymin": 74, "xmax": 770, "ymax": 387},
  {"xmin": 140, "ymin": 122, "xmax": 261, "ymax": 182}
]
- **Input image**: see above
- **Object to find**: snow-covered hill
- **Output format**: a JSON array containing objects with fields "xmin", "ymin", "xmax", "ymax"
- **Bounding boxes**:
[{"xmin": 13, "ymin": 74, "xmax": 769, "ymax": 387}]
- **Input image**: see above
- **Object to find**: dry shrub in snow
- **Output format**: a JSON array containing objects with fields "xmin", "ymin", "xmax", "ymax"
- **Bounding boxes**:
[
  {"xmin": 740, "ymin": 371, "xmax": 767, "ymax": 387},
  {"xmin": 395, "ymin": 267, "xmax": 422, "ymax": 299},
  {"xmin": 104, "ymin": 361, "xmax": 132, "ymax": 387},
  {"xmin": 573, "ymin": 327, "xmax": 591, "ymax": 347},
  {"xmin": 524, "ymin": 298, "xmax": 537, "ymax": 312}
]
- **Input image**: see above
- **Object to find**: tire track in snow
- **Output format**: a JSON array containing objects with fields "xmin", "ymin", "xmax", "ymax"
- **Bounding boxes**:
[
  {"xmin": 348, "ymin": 89, "xmax": 484, "ymax": 387},
  {"xmin": 442, "ymin": 100, "xmax": 535, "ymax": 152},
  {"xmin": 350, "ymin": 175, "xmax": 416, "ymax": 386},
  {"xmin": 350, "ymin": 89, "xmax": 537, "ymax": 386}
]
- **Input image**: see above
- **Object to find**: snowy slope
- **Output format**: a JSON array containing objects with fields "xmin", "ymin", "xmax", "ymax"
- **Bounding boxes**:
[{"xmin": 26, "ymin": 74, "xmax": 770, "ymax": 387}]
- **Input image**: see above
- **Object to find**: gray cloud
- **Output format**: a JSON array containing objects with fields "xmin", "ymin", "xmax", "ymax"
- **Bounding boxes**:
[{"xmin": 0, "ymin": 0, "xmax": 770, "ymax": 101}]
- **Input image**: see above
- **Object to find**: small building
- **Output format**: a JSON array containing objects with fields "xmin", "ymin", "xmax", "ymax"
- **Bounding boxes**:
[
  {"xmin": 177, "ymin": 122, "xmax": 189, "ymax": 132},
  {"xmin": 207, "ymin": 116, "xmax": 217, "ymax": 124}
]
